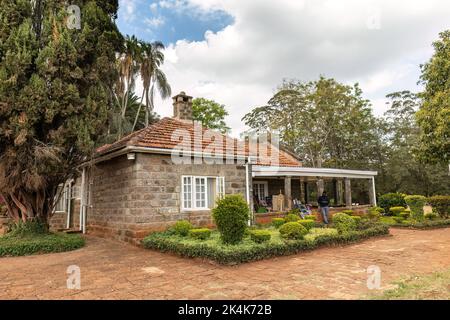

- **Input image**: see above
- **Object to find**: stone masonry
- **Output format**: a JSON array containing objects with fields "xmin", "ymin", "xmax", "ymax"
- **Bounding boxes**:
[{"xmin": 86, "ymin": 153, "xmax": 247, "ymax": 244}]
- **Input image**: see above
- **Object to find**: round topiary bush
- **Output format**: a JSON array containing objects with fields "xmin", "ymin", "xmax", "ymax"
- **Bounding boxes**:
[
  {"xmin": 389, "ymin": 206, "xmax": 406, "ymax": 216},
  {"xmin": 272, "ymin": 218, "xmax": 285, "ymax": 228},
  {"xmin": 249, "ymin": 230, "xmax": 271, "ymax": 243},
  {"xmin": 279, "ymin": 222, "xmax": 308, "ymax": 240},
  {"xmin": 297, "ymin": 219, "xmax": 315, "ymax": 230},
  {"xmin": 171, "ymin": 220, "xmax": 193, "ymax": 236},
  {"xmin": 332, "ymin": 213, "xmax": 357, "ymax": 233},
  {"xmin": 304, "ymin": 215, "xmax": 316, "ymax": 220},
  {"xmin": 404, "ymin": 195, "xmax": 427, "ymax": 220},
  {"xmin": 350, "ymin": 216, "xmax": 362, "ymax": 224},
  {"xmin": 341, "ymin": 210, "xmax": 354, "ymax": 216},
  {"xmin": 399, "ymin": 212, "xmax": 410, "ymax": 219},
  {"xmin": 285, "ymin": 213, "xmax": 300, "ymax": 222},
  {"xmin": 189, "ymin": 228, "xmax": 211, "ymax": 240},
  {"xmin": 212, "ymin": 195, "xmax": 249, "ymax": 245},
  {"xmin": 379, "ymin": 193, "xmax": 407, "ymax": 212}
]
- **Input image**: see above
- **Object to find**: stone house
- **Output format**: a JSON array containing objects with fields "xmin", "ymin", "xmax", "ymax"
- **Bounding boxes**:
[{"xmin": 51, "ymin": 91, "xmax": 378, "ymax": 244}]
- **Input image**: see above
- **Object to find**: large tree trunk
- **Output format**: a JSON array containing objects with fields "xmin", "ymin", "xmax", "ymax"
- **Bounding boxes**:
[{"xmin": 1, "ymin": 188, "xmax": 56, "ymax": 228}]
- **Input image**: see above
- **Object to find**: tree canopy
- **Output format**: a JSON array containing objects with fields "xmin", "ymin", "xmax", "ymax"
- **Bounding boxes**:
[
  {"xmin": 242, "ymin": 77, "xmax": 377, "ymax": 168},
  {"xmin": 192, "ymin": 98, "xmax": 230, "ymax": 133},
  {"xmin": 0, "ymin": 0, "xmax": 122, "ymax": 224},
  {"xmin": 416, "ymin": 30, "xmax": 450, "ymax": 164}
]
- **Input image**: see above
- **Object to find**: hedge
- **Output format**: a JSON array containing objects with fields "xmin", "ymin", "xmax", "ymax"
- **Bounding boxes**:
[
  {"xmin": 142, "ymin": 225, "xmax": 389, "ymax": 265},
  {"xmin": 428, "ymin": 195, "xmax": 450, "ymax": 218},
  {"xmin": 379, "ymin": 193, "xmax": 407, "ymax": 212},
  {"xmin": 0, "ymin": 233, "xmax": 85, "ymax": 257},
  {"xmin": 386, "ymin": 219, "xmax": 450, "ymax": 229}
]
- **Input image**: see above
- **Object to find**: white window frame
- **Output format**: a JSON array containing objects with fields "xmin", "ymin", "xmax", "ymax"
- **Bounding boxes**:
[
  {"xmin": 181, "ymin": 176, "xmax": 225, "ymax": 211},
  {"xmin": 54, "ymin": 182, "xmax": 71, "ymax": 214},
  {"xmin": 253, "ymin": 181, "xmax": 268, "ymax": 202}
]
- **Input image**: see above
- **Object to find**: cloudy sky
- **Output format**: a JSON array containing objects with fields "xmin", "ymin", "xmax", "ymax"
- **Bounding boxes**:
[{"xmin": 117, "ymin": 0, "xmax": 450, "ymax": 136}]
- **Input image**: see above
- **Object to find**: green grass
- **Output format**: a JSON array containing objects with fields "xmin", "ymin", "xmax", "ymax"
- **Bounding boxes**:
[
  {"xmin": 0, "ymin": 232, "xmax": 85, "ymax": 257},
  {"xmin": 143, "ymin": 224, "xmax": 389, "ymax": 265},
  {"xmin": 369, "ymin": 268, "xmax": 450, "ymax": 300}
]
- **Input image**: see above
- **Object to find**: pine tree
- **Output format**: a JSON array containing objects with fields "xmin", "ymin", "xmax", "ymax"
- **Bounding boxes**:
[{"xmin": 0, "ymin": 0, "xmax": 122, "ymax": 227}]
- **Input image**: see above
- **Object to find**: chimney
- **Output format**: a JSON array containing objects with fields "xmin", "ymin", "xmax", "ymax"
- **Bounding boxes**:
[{"xmin": 173, "ymin": 91, "xmax": 193, "ymax": 121}]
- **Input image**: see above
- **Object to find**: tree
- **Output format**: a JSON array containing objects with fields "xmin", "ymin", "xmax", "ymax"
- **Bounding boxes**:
[
  {"xmin": 416, "ymin": 30, "xmax": 450, "ymax": 163},
  {"xmin": 378, "ymin": 91, "xmax": 450, "ymax": 196},
  {"xmin": 0, "ymin": 0, "xmax": 122, "ymax": 227},
  {"xmin": 192, "ymin": 98, "xmax": 230, "ymax": 133},
  {"xmin": 133, "ymin": 41, "xmax": 171, "ymax": 131},
  {"xmin": 242, "ymin": 77, "xmax": 378, "ymax": 168},
  {"xmin": 114, "ymin": 35, "xmax": 141, "ymax": 138}
]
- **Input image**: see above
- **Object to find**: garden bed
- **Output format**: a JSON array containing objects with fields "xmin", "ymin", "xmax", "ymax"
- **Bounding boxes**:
[
  {"xmin": 380, "ymin": 217, "xmax": 450, "ymax": 229},
  {"xmin": 0, "ymin": 232, "xmax": 85, "ymax": 257},
  {"xmin": 143, "ymin": 224, "xmax": 389, "ymax": 265}
]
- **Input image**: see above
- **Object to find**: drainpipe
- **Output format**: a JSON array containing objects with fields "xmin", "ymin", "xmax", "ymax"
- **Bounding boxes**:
[
  {"xmin": 80, "ymin": 168, "xmax": 86, "ymax": 233},
  {"xmin": 66, "ymin": 180, "xmax": 72, "ymax": 229},
  {"xmin": 245, "ymin": 156, "xmax": 253, "ymax": 226}
]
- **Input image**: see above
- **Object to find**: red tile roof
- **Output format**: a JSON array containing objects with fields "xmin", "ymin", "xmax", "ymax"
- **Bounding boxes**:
[{"xmin": 96, "ymin": 117, "xmax": 302, "ymax": 167}]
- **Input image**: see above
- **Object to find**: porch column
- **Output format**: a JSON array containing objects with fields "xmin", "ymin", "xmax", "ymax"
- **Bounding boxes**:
[
  {"xmin": 344, "ymin": 177, "xmax": 352, "ymax": 207},
  {"xmin": 299, "ymin": 178, "xmax": 305, "ymax": 203},
  {"xmin": 335, "ymin": 179, "xmax": 344, "ymax": 206},
  {"xmin": 368, "ymin": 177, "xmax": 377, "ymax": 206},
  {"xmin": 304, "ymin": 181, "xmax": 309, "ymax": 204},
  {"xmin": 284, "ymin": 176, "xmax": 292, "ymax": 210},
  {"xmin": 316, "ymin": 178, "xmax": 324, "ymax": 196}
]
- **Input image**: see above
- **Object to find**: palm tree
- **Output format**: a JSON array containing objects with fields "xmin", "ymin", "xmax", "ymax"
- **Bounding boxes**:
[
  {"xmin": 132, "ymin": 41, "xmax": 171, "ymax": 131},
  {"xmin": 115, "ymin": 35, "xmax": 141, "ymax": 138}
]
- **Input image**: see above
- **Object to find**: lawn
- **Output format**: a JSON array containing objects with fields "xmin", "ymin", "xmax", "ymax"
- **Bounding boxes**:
[
  {"xmin": 370, "ymin": 268, "xmax": 450, "ymax": 300},
  {"xmin": 0, "ymin": 232, "xmax": 85, "ymax": 257},
  {"xmin": 143, "ymin": 223, "xmax": 389, "ymax": 265}
]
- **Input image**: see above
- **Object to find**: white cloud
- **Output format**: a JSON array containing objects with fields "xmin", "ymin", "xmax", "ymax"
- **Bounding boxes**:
[
  {"xmin": 120, "ymin": 0, "xmax": 138, "ymax": 22},
  {"xmin": 149, "ymin": 0, "xmax": 450, "ymax": 136},
  {"xmin": 144, "ymin": 16, "xmax": 166, "ymax": 28}
]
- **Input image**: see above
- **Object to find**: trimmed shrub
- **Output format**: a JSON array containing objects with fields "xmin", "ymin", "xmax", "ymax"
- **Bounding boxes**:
[
  {"xmin": 256, "ymin": 207, "xmax": 268, "ymax": 214},
  {"xmin": 249, "ymin": 230, "xmax": 271, "ymax": 243},
  {"xmin": 379, "ymin": 193, "xmax": 407, "ymax": 212},
  {"xmin": 399, "ymin": 212, "xmax": 410, "ymax": 219},
  {"xmin": 272, "ymin": 218, "xmax": 285, "ymax": 228},
  {"xmin": 279, "ymin": 222, "xmax": 308, "ymax": 240},
  {"xmin": 189, "ymin": 228, "xmax": 211, "ymax": 240},
  {"xmin": 389, "ymin": 206, "xmax": 406, "ymax": 216},
  {"xmin": 285, "ymin": 213, "xmax": 300, "ymax": 222},
  {"xmin": 304, "ymin": 215, "xmax": 316, "ymax": 220},
  {"xmin": 298, "ymin": 219, "xmax": 315, "ymax": 230},
  {"xmin": 341, "ymin": 210, "xmax": 354, "ymax": 216},
  {"xmin": 332, "ymin": 213, "xmax": 357, "ymax": 233},
  {"xmin": 171, "ymin": 220, "xmax": 193, "ymax": 236},
  {"xmin": 428, "ymin": 195, "xmax": 450, "ymax": 218},
  {"xmin": 351, "ymin": 216, "xmax": 362, "ymax": 224},
  {"xmin": 212, "ymin": 195, "xmax": 249, "ymax": 245},
  {"xmin": 304, "ymin": 228, "xmax": 339, "ymax": 241},
  {"xmin": 405, "ymin": 195, "xmax": 427, "ymax": 220},
  {"xmin": 425, "ymin": 212, "xmax": 439, "ymax": 220},
  {"xmin": 393, "ymin": 216, "xmax": 405, "ymax": 224},
  {"xmin": 367, "ymin": 207, "xmax": 381, "ymax": 221}
]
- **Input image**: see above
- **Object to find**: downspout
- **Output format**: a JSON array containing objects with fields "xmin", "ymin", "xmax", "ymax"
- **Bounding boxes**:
[
  {"xmin": 66, "ymin": 180, "xmax": 72, "ymax": 229},
  {"xmin": 245, "ymin": 156, "xmax": 253, "ymax": 226},
  {"xmin": 80, "ymin": 168, "xmax": 86, "ymax": 233}
]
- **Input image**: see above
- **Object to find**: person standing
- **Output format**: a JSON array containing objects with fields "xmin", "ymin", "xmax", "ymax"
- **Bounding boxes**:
[{"xmin": 317, "ymin": 191, "xmax": 330, "ymax": 225}]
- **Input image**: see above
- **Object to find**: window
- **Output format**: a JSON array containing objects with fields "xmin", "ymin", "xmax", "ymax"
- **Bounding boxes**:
[
  {"xmin": 182, "ymin": 176, "xmax": 225, "ymax": 210},
  {"xmin": 253, "ymin": 181, "xmax": 268, "ymax": 202},
  {"xmin": 54, "ymin": 183, "xmax": 70, "ymax": 213}
]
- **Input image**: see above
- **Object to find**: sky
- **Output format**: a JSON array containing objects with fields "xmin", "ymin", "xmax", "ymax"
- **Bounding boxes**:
[{"xmin": 117, "ymin": 0, "xmax": 450, "ymax": 136}]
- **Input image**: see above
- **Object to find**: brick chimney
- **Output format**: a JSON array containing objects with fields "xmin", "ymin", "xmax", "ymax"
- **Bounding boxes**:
[{"xmin": 173, "ymin": 91, "xmax": 193, "ymax": 121}]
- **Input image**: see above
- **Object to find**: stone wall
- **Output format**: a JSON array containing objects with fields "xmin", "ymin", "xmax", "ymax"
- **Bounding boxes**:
[{"xmin": 86, "ymin": 153, "xmax": 247, "ymax": 244}]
